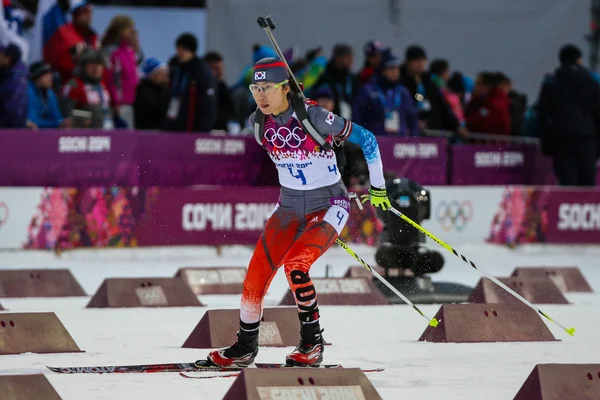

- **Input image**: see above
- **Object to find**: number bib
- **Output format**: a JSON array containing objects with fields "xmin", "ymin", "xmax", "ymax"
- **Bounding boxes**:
[{"xmin": 262, "ymin": 117, "xmax": 340, "ymax": 190}]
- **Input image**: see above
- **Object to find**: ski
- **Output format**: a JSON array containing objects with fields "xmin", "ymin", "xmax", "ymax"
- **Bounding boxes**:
[
  {"xmin": 46, "ymin": 361, "xmax": 372, "ymax": 374},
  {"xmin": 179, "ymin": 367, "xmax": 385, "ymax": 379},
  {"xmin": 46, "ymin": 362, "xmax": 198, "ymax": 374}
]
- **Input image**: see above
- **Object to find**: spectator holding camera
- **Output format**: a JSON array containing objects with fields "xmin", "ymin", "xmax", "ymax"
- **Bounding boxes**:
[
  {"xmin": 352, "ymin": 50, "xmax": 418, "ymax": 136},
  {"xmin": 536, "ymin": 44, "xmax": 600, "ymax": 186},
  {"xmin": 44, "ymin": 2, "xmax": 98, "ymax": 83}
]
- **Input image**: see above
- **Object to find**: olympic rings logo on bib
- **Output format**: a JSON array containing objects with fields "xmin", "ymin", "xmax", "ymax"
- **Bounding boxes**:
[{"xmin": 264, "ymin": 126, "xmax": 307, "ymax": 149}]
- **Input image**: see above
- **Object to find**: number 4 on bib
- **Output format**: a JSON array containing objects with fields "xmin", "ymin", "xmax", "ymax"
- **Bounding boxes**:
[
  {"xmin": 288, "ymin": 168, "xmax": 307, "ymax": 185},
  {"xmin": 328, "ymin": 164, "xmax": 338, "ymax": 175}
]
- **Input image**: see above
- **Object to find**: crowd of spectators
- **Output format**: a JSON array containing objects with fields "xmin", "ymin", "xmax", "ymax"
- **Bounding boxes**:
[
  {"xmin": 1, "ymin": 1, "xmax": 599, "ymax": 186},
  {"xmin": 0, "ymin": 0, "xmax": 534, "ymax": 138},
  {"xmin": 0, "ymin": 1, "xmax": 217, "ymax": 132}
]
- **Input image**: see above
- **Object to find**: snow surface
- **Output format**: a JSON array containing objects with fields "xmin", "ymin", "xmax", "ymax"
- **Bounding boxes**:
[{"xmin": 0, "ymin": 242, "xmax": 599, "ymax": 400}]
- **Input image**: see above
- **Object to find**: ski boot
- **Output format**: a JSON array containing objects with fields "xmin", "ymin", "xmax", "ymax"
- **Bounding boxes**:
[
  {"xmin": 286, "ymin": 321, "xmax": 325, "ymax": 367},
  {"xmin": 205, "ymin": 321, "xmax": 259, "ymax": 367}
]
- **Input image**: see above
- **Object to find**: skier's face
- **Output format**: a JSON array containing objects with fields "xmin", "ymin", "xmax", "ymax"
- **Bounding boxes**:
[{"xmin": 251, "ymin": 81, "xmax": 290, "ymax": 115}]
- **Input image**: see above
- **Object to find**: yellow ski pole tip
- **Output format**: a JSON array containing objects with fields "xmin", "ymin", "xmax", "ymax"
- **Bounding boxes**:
[
  {"xmin": 566, "ymin": 327, "xmax": 576, "ymax": 336},
  {"xmin": 429, "ymin": 318, "xmax": 439, "ymax": 328}
]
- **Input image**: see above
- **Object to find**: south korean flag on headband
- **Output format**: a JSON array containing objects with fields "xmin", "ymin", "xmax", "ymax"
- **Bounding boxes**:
[{"xmin": 254, "ymin": 71, "xmax": 266, "ymax": 81}]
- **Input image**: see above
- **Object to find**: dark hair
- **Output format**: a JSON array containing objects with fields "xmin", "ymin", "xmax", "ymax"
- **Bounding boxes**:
[
  {"xmin": 495, "ymin": 72, "xmax": 511, "ymax": 85},
  {"xmin": 429, "ymin": 58, "xmax": 449, "ymax": 75},
  {"xmin": 448, "ymin": 71, "xmax": 465, "ymax": 94},
  {"xmin": 204, "ymin": 51, "xmax": 223, "ymax": 63},
  {"xmin": 477, "ymin": 71, "xmax": 497, "ymax": 87},
  {"xmin": 405, "ymin": 45, "xmax": 427, "ymax": 61},
  {"xmin": 332, "ymin": 44, "xmax": 352, "ymax": 58},
  {"xmin": 559, "ymin": 44, "xmax": 582, "ymax": 65},
  {"xmin": 176, "ymin": 33, "xmax": 198, "ymax": 54}
]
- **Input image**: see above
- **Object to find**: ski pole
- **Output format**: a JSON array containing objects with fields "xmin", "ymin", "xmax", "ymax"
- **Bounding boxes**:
[
  {"xmin": 335, "ymin": 238, "xmax": 439, "ymax": 327},
  {"xmin": 257, "ymin": 15, "xmax": 305, "ymax": 99},
  {"xmin": 385, "ymin": 205, "xmax": 575, "ymax": 336}
]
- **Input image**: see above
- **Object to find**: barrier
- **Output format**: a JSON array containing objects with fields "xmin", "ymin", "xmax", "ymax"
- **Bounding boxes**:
[
  {"xmin": 0, "ymin": 312, "xmax": 82, "ymax": 355},
  {"xmin": 182, "ymin": 307, "xmax": 301, "ymax": 348},
  {"xmin": 6, "ymin": 129, "xmax": 596, "ymax": 187},
  {"xmin": 175, "ymin": 267, "xmax": 246, "ymax": 295},
  {"xmin": 3, "ymin": 185, "xmax": 600, "ymax": 250},
  {"xmin": 0, "ymin": 131, "xmax": 447, "ymax": 187},
  {"xmin": 418, "ymin": 304, "xmax": 557, "ymax": 342},
  {"xmin": 0, "ymin": 375, "xmax": 62, "ymax": 400},
  {"xmin": 513, "ymin": 364, "xmax": 600, "ymax": 400},
  {"xmin": 0, "ymin": 269, "xmax": 85, "ymax": 297},
  {"xmin": 468, "ymin": 277, "xmax": 569, "ymax": 304},
  {"xmin": 511, "ymin": 267, "xmax": 594, "ymax": 293},
  {"xmin": 222, "ymin": 369, "xmax": 383, "ymax": 400},
  {"xmin": 87, "ymin": 278, "xmax": 202, "ymax": 308},
  {"xmin": 279, "ymin": 278, "xmax": 389, "ymax": 306}
]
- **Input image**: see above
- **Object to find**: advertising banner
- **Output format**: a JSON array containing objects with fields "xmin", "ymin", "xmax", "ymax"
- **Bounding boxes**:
[
  {"xmin": 545, "ymin": 190, "xmax": 600, "ymax": 244},
  {"xmin": 377, "ymin": 137, "xmax": 448, "ymax": 185},
  {"xmin": 486, "ymin": 187, "xmax": 600, "ymax": 245},
  {"xmin": 3, "ymin": 185, "xmax": 600, "ymax": 250},
  {"xmin": 0, "ymin": 130, "xmax": 139, "ymax": 187},
  {"xmin": 420, "ymin": 187, "xmax": 504, "ymax": 245},
  {"xmin": 0, "ymin": 188, "xmax": 45, "ymax": 249},
  {"xmin": 137, "ymin": 134, "xmax": 274, "ymax": 187},
  {"xmin": 136, "ymin": 186, "xmax": 280, "ymax": 246},
  {"xmin": 0, "ymin": 130, "xmax": 277, "ymax": 188},
  {"xmin": 451, "ymin": 144, "xmax": 555, "ymax": 185}
]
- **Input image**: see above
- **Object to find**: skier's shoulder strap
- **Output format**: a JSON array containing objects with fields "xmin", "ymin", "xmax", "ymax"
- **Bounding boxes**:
[
  {"xmin": 288, "ymin": 93, "xmax": 331, "ymax": 151},
  {"xmin": 253, "ymin": 109, "xmax": 266, "ymax": 147}
]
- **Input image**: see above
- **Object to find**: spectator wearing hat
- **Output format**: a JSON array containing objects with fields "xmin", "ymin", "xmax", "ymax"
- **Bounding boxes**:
[
  {"xmin": 352, "ymin": 50, "xmax": 418, "ymax": 137},
  {"xmin": 0, "ymin": 43, "xmax": 28, "ymax": 128},
  {"xmin": 134, "ymin": 57, "xmax": 170, "ymax": 130},
  {"xmin": 27, "ymin": 62, "xmax": 68, "ymax": 129},
  {"xmin": 44, "ymin": 1, "xmax": 98, "ymax": 84},
  {"xmin": 204, "ymin": 51, "xmax": 235, "ymax": 132},
  {"xmin": 163, "ymin": 32, "xmax": 217, "ymax": 132},
  {"xmin": 312, "ymin": 43, "xmax": 358, "ymax": 119},
  {"xmin": 61, "ymin": 47, "xmax": 112, "ymax": 129},
  {"xmin": 358, "ymin": 40, "xmax": 385, "ymax": 87},
  {"xmin": 536, "ymin": 44, "xmax": 600, "ymax": 186},
  {"xmin": 400, "ymin": 45, "xmax": 459, "ymax": 133}
]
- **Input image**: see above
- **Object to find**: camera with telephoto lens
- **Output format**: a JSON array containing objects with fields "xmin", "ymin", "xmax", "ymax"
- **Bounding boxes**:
[{"xmin": 374, "ymin": 178, "xmax": 444, "ymax": 276}]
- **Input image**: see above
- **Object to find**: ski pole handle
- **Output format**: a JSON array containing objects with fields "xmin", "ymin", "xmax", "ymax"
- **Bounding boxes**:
[{"xmin": 257, "ymin": 16, "xmax": 275, "ymax": 30}]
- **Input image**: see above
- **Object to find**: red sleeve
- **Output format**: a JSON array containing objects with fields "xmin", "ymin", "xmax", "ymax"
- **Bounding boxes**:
[
  {"xmin": 62, "ymin": 79, "xmax": 86, "ymax": 107},
  {"xmin": 44, "ymin": 25, "xmax": 78, "ymax": 81},
  {"xmin": 465, "ymin": 92, "xmax": 511, "ymax": 135}
]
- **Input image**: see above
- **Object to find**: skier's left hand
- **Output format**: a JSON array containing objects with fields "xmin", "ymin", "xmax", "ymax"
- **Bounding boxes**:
[{"xmin": 361, "ymin": 186, "xmax": 391, "ymax": 210}]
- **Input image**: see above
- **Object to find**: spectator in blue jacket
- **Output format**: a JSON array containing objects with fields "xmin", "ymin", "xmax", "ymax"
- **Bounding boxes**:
[
  {"xmin": 27, "ymin": 61, "xmax": 68, "ymax": 129},
  {"xmin": 0, "ymin": 43, "xmax": 28, "ymax": 128},
  {"xmin": 352, "ymin": 50, "xmax": 419, "ymax": 136}
]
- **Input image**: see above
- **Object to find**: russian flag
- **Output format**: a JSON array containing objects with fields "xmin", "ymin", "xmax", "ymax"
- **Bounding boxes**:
[{"xmin": 30, "ymin": 0, "xmax": 71, "ymax": 63}]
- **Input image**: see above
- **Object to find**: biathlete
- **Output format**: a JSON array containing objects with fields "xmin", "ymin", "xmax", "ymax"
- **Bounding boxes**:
[{"xmin": 206, "ymin": 57, "xmax": 391, "ymax": 367}]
